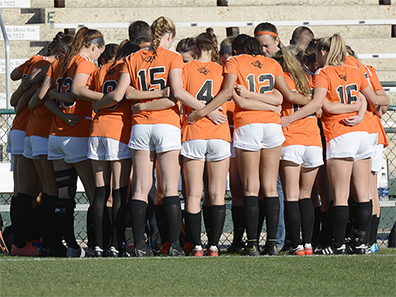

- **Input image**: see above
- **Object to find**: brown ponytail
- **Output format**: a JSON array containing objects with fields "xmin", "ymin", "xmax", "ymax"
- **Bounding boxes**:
[
  {"xmin": 195, "ymin": 28, "xmax": 219, "ymax": 62},
  {"xmin": 60, "ymin": 27, "xmax": 103, "ymax": 79}
]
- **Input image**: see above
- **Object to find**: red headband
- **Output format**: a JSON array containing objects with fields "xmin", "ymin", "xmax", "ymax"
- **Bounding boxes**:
[{"xmin": 254, "ymin": 31, "xmax": 278, "ymax": 38}]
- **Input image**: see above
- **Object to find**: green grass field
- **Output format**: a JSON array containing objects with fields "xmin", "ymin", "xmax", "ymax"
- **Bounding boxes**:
[{"xmin": 1, "ymin": 249, "xmax": 396, "ymax": 297}]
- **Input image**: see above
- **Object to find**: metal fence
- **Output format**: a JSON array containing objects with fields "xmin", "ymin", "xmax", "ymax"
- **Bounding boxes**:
[{"xmin": 0, "ymin": 108, "xmax": 395, "ymax": 249}]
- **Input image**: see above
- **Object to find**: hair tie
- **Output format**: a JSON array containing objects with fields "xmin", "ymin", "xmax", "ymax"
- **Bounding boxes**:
[
  {"xmin": 219, "ymin": 46, "xmax": 232, "ymax": 55},
  {"xmin": 254, "ymin": 31, "xmax": 278, "ymax": 38}
]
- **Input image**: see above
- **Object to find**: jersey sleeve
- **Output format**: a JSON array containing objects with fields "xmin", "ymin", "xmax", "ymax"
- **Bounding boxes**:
[
  {"xmin": 169, "ymin": 53, "xmax": 184, "ymax": 71},
  {"xmin": 273, "ymin": 61, "xmax": 284, "ymax": 77},
  {"xmin": 359, "ymin": 71, "xmax": 369, "ymax": 90},
  {"xmin": 223, "ymin": 57, "xmax": 238, "ymax": 75},
  {"xmin": 75, "ymin": 59, "xmax": 95, "ymax": 76},
  {"xmin": 17, "ymin": 57, "xmax": 33, "ymax": 76},
  {"xmin": 366, "ymin": 65, "xmax": 383, "ymax": 91},
  {"xmin": 313, "ymin": 70, "xmax": 329, "ymax": 89}
]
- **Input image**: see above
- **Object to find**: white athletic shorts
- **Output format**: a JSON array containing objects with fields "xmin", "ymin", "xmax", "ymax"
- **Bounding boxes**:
[
  {"xmin": 129, "ymin": 124, "xmax": 181, "ymax": 153},
  {"xmin": 181, "ymin": 139, "xmax": 231, "ymax": 162},
  {"xmin": 6, "ymin": 129, "xmax": 25, "ymax": 155},
  {"xmin": 326, "ymin": 131, "xmax": 373, "ymax": 161},
  {"xmin": 23, "ymin": 136, "xmax": 48, "ymax": 160},
  {"xmin": 48, "ymin": 135, "xmax": 89, "ymax": 163},
  {"xmin": 233, "ymin": 123, "xmax": 285, "ymax": 151},
  {"xmin": 371, "ymin": 144, "xmax": 385, "ymax": 174},
  {"xmin": 88, "ymin": 136, "xmax": 131, "ymax": 161},
  {"xmin": 280, "ymin": 145, "xmax": 324, "ymax": 168}
]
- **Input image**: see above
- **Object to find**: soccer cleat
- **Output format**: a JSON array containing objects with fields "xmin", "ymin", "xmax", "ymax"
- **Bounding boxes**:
[
  {"xmin": 206, "ymin": 245, "xmax": 219, "ymax": 257},
  {"xmin": 242, "ymin": 243, "xmax": 259, "ymax": 256},
  {"xmin": 261, "ymin": 244, "xmax": 280, "ymax": 256},
  {"xmin": 107, "ymin": 246, "xmax": 119, "ymax": 257},
  {"xmin": 168, "ymin": 246, "xmax": 185, "ymax": 257},
  {"xmin": 47, "ymin": 246, "xmax": 67, "ymax": 257},
  {"xmin": 304, "ymin": 243, "xmax": 313, "ymax": 255},
  {"xmin": 287, "ymin": 245, "xmax": 305, "ymax": 256},
  {"xmin": 347, "ymin": 229, "xmax": 368, "ymax": 255},
  {"xmin": 134, "ymin": 245, "xmax": 154, "ymax": 257},
  {"xmin": 192, "ymin": 245, "xmax": 204, "ymax": 257},
  {"xmin": 94, "ymin": 246, "xmax": 104, "ymax": 257},
  {"xmin": 39, "ymin": 246, "xmax": 49, "ymax": 257},
  {"xmin": 66, "ymin": 246, "xmax": 85, "ymax": 258},
  {"xmin": 321, "ymin": 243, "xmax": 346, "ymax": 255},
  {"xmin": 227, "ymin": 241, "xmax": 245, "ymax": 253},
  {"xmin": 183, "ymin": 242, "xmax": 194, "ymax": 256},
  {"xmin": 160, "ymin": 242, "xmax": 170, "ymax": 256},
  {"xmin": 85, "ymin": 247, "xmax": 95, "ymax": 258},
  {"xmin": 11, "ymin": 243, "xmax": 40, "ymax": 257}
]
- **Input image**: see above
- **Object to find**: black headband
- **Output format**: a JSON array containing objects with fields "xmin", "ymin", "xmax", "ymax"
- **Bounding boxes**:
[
  {"xmin": 220, "ymin": 46, "xmax": 232, "ymax": 55},
  {"xmin": 88, "ymin": 37, "xmax": 105, "ymax": 46}
]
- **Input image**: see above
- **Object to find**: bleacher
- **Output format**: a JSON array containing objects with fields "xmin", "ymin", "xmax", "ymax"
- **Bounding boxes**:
[
  {"xmin": 0, "ymin": 0, "xmax": 395, "ymax": 104},
  {"xmin": 1, "ymin": 0, "xmax": 396, "ymax": 247}
]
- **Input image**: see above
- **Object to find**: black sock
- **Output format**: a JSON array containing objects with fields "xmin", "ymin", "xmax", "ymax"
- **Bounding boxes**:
[
  {"xmin": 111, "ymin": 186, "xmax": 128, "ymax": 250},
  {"xmin": 93, "ymin": 185, "xmax": 111, "ymax": 248},
  {"xmin": 312, "ymin": 206, "xmax": 322, "ymax": 244},
  {"xmin": 243, "ymin": 196, "xmax": 258, "ymax": 241},
  {"xmin": 55, "ymin": 198, "xmax": 78, "ymax": 249},
  {"xmin": 163, "ymin": 196, "xmax": 182, "ymax": 248},
  {"xmin": 202, "ymin": 205, "xmax": 212, "ymax": 245},
  {"xmin": 257, "ymin": 200, "xmax": 265, "ymax": 243},
  {"xmin": 320, "ymin": 201, "xmax": 333, "ymax": 247},
  {"xmin": 369, "ymin": 216, "xmax": 380, "ymax": 245},
  {"xmin": 299, "ymin": 198, "xmax": 314, "ymax": 245},
  {"xmin": 13, "ymin": 193, "xmax": 34, "ymax": 248},
  {"xmin": 155, "ymin": 204, "xmax": 169, "ymax": 244},
  {"xmin": 185, "ymin": 211, "xmax": 201, "ymax": 246},
  {"xmin": 356, "ymin": 201, "xmax": 372, "ymax": 234},
  {"xmin": 46, "ymin": 195, "xmax": 63, "ymax": 250},
  {"xmin": 39, "ymin": 193, "xmax": 49, "ymax": 249},
  {"xmin": 130, "ymin": 199, "xmax": 147, "ymax": 249},
  {"xmin": 87, "ymin": 206, "xmax": 95, "ymax": 248},
  {"xmin": 284, "ymin": 201, "xmax": 301, "ymax": 248},
  {"xmin": 210, "ymin": 205, "xmax": 226, "ymax": 247},
  {"xmin": 332, "ymin": 205, "xmax": 349, "ymax": 248},
  {"xmin": 265, "ymin": 197, "xmax": 280, "ymax": 242},
  {"xmin": 231, "ymin": 206, "xmax": 244, "ymax": 244}
]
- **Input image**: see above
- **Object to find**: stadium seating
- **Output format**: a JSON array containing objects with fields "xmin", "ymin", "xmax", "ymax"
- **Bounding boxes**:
[{"xmin": 0, "ymin": 0, "xmax": 395, "ymax": 102}]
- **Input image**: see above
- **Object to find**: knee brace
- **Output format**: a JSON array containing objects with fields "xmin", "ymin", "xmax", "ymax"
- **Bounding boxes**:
[
  {"xmin": 54, "ymin": 167, "xmax": 78, "ymax": 199},
  {"xmin": 55, "ymin": 198, "xmax": 76, "ymax": 214}
]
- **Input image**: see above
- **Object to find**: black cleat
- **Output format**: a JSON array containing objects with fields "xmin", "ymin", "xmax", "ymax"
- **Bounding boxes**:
[
  {"xmin": 47, "ymin": 246, "xmax": 67, "ymax": 257},
  {"xmin": 168, "ymin": 246, "xmax": 185, "ymax": 257},
  {"xmin": 241, "ymin": 243, "xmax": 259, "ymax": 256},
  {"xmin": 347, "ymin": 229, "xmax": 368, "ymax": 255},
  {"xmin": 94, "ymin": 246, "xmax": 103, "ymax": 257},
  {"xmin": 134, "ymin": 245, "xmax": 154, "ymax": 257},
  {"xmin": 321, "ymin": 243, "xmax": 346, "ymax": 255},
  {"xmin": 261, "ymin": 244, "xmax": 280, "ymax": 256}
]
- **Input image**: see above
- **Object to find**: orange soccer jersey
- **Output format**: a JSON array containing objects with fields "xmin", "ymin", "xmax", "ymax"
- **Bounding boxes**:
[
  {"xmin": 121, "ymin": 47, "xmax": 183, "ymax": 127},
  {"xmin": 88, "ymin": 61, "xmax": 132, "ymax": 145},
  {"xmin": 365, "ymin": 64, "xmax": 388, "ymax": 147},
  {"xmin": 12, "ymin": 55, "xmax": 52, "ymax": 132},
  {"xmin": 181, "ymin": 60, "xmax": 230, "ymax": 142},
  {"xmin": 314, "ymin": 64, "xmax": 369, "ymax": 142},
  {"xmin": 281, "ymin": 73, "xmax": 321, "ymax": 147},
  {"xmin": 47, "ymin": 55, "xmax": 95, "ymax": 137},
  {"xmin": 224, "ymin": 54, "xmax": 283, "ymax": 129}
]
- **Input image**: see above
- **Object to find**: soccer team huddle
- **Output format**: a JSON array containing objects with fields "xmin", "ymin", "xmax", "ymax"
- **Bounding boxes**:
[{"xmin": 7, "ymin": 15, "xmax": 389, "ymax": 258}]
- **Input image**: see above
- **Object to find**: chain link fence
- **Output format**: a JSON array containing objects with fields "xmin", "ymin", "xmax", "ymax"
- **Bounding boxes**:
[{"xmin": 1, "ymin": 108, "xmax": 395, "ymax": 249}]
